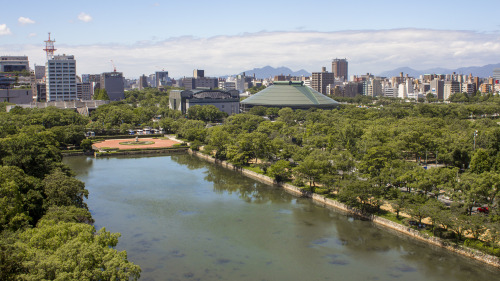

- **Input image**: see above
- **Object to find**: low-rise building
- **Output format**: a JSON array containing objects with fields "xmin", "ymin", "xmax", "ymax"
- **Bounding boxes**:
[{"xmin": 169, "ymin": 89, "xmax": 240, "ymax": 115}]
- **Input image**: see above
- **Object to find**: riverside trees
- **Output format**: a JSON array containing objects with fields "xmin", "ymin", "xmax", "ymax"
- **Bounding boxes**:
[
  {"xmin": 0, "ymin": 107, "xmax": 140, "ymax": 280},
  {"xmin": 180, "ymin": 99, "xmax": 500, "ymax": 252}
]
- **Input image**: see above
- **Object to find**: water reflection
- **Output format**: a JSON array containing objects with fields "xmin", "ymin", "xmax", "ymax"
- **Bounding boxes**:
[
  {"xmin": 63, "ymin": 154, "xmax": 500, "ymax": 281},
  {"xmin": 170, "ymin": 154, "xmax": 293, "ymax": 205}
]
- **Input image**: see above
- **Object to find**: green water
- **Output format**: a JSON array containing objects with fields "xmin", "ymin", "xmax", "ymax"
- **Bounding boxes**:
[{"xmin": 64, "ymin": 154, "xmax": 499, "ymax": 281}]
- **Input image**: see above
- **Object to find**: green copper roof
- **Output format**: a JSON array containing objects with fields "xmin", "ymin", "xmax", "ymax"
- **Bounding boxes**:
[{"xmin": 241, "ymin": 81, "xmax": 338, "ymax": 109}]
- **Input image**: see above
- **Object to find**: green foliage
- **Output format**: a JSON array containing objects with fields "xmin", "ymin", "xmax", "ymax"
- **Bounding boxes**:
[
  {"xmin": 267, "ymin": 160, "xmax": 292, "ymax": 182},
  {"xmin": 39, "ymin": 206, "xmax": 94, "ymax": 224},
  {"xmin": 187, "ymin": 105, "xmax": 227, "ymax": 122},
  {"xmin": 0, "ymin": 132, "xmax": 63, "ymax": 178},
  {"xmin": 11, "ymin": 221, "xmax": 140, "ymax": 280},
  {"xmin": 80, "ymin": 138, "xmax": 93, "ymax": 151},
  {"xmin": 93, "ymin": 88, "xmax": 110, "ymax": 100},
  {"xmin": 464, "ymin": 239, "xmax": 500, "ymax": 257},
  {"xmin": 42, "ymin": 168, "xmax": 89, "ymax": 210}
]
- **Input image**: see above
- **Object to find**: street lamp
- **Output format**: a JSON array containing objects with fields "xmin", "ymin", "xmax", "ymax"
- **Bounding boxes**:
[{"xmin": 473, "ymin": 130, "xmax": 478, "ymax": 151}]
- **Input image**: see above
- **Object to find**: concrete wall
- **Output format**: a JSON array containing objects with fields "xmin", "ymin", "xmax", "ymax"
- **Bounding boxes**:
[{"xmin": 188, "ymin": 149, "xmax": 500, "ymax": 268}]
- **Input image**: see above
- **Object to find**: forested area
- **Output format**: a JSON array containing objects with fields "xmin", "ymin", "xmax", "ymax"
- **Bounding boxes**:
[
  {"xmin": 0, "ymin": 105, "xmax": 140, "ymax": 280},
  {"xmin": 1, "ymin": 87, "xmax": 500, "ymax": 278}
]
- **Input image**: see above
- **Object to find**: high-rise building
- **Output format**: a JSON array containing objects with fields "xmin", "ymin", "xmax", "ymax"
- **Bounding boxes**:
[
  {"xmin": 193, "ymin": 69, "xmax": 204, "ymax": 78},
  {"xmin": 139, "ymin": 74, "xmax": 148, "ymax": 90},
  {"xmin": 100, "ymin": 72, "xmax": 125, "ymax": 101},
  {"xmin": 77, "ymin": 82, "xmax": 92, "ymax": 100},
  {"xmin": 45, "ymin": 55, "xmax": 77, "ymax": 101},
  {"xmin": 34, "ymin": 65, "xmax": 45, "ymax": 80},
  {"xmin": 180, "ymin": 70, "xmax": 217, "ymax": 90},
  {"xmin": 430, "ymin": 79, "xmax": 444, "ymax": 100},
  {"xmin": 332, "ymin": 58, "xmax": 348, "ymax": 80},
  {"xmin": 0, "ymin": 56, "xmax": 29, "ymax": 72},
  {"xmin": 493, "ymin": 69, "xmax": 500, "ymax": 85},
  {"xmin": 155, "ymin": 71, "xmax": 169, "ymax": 88},
  {"xmin": 444, "ymin": 81, "xmax": 460, "ymax": 100},
  {"xmin": 311, "ymin": 67, "xmax": 334, "ymax": 95}
]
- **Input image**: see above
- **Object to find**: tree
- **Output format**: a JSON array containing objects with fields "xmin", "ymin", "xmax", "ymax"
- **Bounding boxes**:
[
  {"xmin": 267, "ymin": 160, "xmax": 292, "ymax": 183},
  {"xmin": 0, "ymin": 132, "xmax": 63, "ymax": 178},
  {"xmin": 404, "ymin": 194, "xmax": 428, "ymax": 224},
  {"xmin": 206, "ymin": 126, "xmax": 231, "ymax": 160},
  {"xmin": 338, "ymin": 180, "xmax": 382, "ymax": 213},
  {"xmin": 389, "ymin": 190, "xmax": 408, "ymax": 219},
  {"xmin": 293, "ymin": 150, "xmax": 332, "ymax": 191},
  {"xmin": 39, "ymin": 206, "xmax": 94, "ymax": 224},
  {"xmin": 470, "ymin": 148, "xmax": 493, "ymax": 174},
  {"xmin": 42, "ymin": 168, "xmax": 89, "ymax": 210},
  {"xmin": 12, "ymin": 220, "xmax": 140, "ymax": 280},
  {"xmin": 93, "ymin": 88, "xmax": 110, "ymax": 100}
]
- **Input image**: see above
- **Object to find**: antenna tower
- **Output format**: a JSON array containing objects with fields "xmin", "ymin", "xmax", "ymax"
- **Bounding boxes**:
[{"xmin": 43, "ymin": 32, "xmax": 57, "ymax": 59}]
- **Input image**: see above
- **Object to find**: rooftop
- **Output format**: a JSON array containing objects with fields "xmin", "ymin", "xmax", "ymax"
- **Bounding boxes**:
[{"xmin": 241, "ymin": 81, "xmax": 338, "ymax": 109}]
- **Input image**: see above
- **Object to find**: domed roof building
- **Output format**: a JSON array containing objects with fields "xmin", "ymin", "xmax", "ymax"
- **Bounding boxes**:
[{"xmin": 241, "ymin": 81, "xmax": 339, "ymax": 110}]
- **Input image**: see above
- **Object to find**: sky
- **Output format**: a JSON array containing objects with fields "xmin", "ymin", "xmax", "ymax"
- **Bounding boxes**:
[{"xmin": 1, "ymin": 0, "xmax": 500, "ymax": 78}]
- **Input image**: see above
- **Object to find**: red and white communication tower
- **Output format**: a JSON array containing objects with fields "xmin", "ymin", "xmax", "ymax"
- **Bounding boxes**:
[{"xmin": 43, "ymin": 32, "xmax": 57, "ymax": 59}]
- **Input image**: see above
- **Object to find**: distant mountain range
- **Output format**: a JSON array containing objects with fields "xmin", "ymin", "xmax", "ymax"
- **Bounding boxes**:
[
  {"xmin": 378, "ymin": 63, "xmax": 500, "ymax": 78},
  {"xmin": 237, "ymin": 66, "xmax": 311, "ymax": 79}
]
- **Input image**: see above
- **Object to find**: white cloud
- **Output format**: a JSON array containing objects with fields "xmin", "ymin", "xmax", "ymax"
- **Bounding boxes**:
[
  {"xmin": 78, "ymin": 12, "xmax": 92, "ymax": 23},
  {"xmin": 3, "ymin": 29, "xmax": 500, "ymax": 78},
  {"xmin": 18, "ymin": 17, "xmax": 35, "ymax": 25},
  {"xmin": 0, "ymin": 24, "xmax": 11, "ymax": 35},
  {"xmin": 28, "ymin": 33, "xmax": 37, "ymax": 37}
]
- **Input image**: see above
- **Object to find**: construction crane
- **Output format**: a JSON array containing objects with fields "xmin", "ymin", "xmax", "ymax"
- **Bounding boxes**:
[{"xmin": 110, "ymin": 60, "xmax": 117, "ymax": 72}]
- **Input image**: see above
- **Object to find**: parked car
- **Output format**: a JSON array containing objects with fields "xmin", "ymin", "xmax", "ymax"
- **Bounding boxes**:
[{"xmin": 477, "ymin": 207, "xmax": 489, "ymax": 213}]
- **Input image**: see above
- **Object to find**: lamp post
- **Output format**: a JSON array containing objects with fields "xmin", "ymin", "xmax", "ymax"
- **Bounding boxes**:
[{"xmin": 473, "ymin": 130, "xmax": 478, "ymax": 151}]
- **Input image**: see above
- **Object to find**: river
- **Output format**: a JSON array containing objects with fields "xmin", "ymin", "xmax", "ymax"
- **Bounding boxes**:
[{"xmin": 64, "ymin": 154, "xmax": 499, "ymax": 281}]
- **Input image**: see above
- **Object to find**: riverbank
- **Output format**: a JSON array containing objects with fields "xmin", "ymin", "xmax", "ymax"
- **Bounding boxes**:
[{"xmin": 188, "ymin": 149, "xmax": 500, "ymax": 268}]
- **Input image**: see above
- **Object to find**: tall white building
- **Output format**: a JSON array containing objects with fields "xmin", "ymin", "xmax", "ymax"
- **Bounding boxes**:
[{"xmin": 46, "ymin": 55, "xmax": 77, "ymax": 101}]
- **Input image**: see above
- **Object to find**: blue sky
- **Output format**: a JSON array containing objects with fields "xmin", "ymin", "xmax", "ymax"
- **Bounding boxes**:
[{"xmin": 1, "ymin": 0, "xmax": 500, "ymax": 78}]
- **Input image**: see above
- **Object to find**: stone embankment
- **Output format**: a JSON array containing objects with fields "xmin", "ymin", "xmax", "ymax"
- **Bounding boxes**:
[{"xmin": 188, "ymin": 149, "xmax": 500, "ymax": 268}]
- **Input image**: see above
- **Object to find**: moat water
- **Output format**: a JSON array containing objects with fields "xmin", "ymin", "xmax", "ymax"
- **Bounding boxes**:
[{"xmin": 64, "ymin": 154, "xmax": 499, "ymax": 281}]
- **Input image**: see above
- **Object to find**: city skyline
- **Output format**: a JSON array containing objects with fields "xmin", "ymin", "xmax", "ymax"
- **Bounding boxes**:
[{"xmin": 1, "ymin": 0, "xmax": 500, "ymax": 78}]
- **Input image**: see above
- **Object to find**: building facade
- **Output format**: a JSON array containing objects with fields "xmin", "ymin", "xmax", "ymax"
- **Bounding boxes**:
[
  {"xmin": 100, "ymin": 72, "xmax": 125, "ymax": 101},
  {"xmin": 169, "ymin": 89, "xmax": 240, "ymax": 115},
  {"xmin": 311, "ymin": 67, "xmax": 334, "ymax": 95},
  {"xmin": 332, "ymin": 58, "xmax": 348, "ymax": 80},
  {"xmin": 45, "ymin": 55, "xmax": 77, "ymax": 101},
  {"xmin": 77, "ymin": 82, "xmax": 92, "ymax": 100},
  {"xmin": 0, "ymin": 56, "xmax": 29, "ymax": 72},
  {"xmin": 155, "ymin": 71, "xmax": 170, "ymax": 88}
]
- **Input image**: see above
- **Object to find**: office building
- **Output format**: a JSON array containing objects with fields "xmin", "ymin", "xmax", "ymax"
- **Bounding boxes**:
[
  {"xmin": 155, "ymin": 71, "xmax": 170, "ymax": 88},
  {"xmin": 332, "ymin": 58, "xmax": 348, "ymax": 80},
  {"xmin": 77, "ymin": 82, "xmax": 92, "ymax": 100},
  {"xmin": 34, "ymin": 65, "xmax": 45, "ymax": 80},
  {"xmin": 179, "ymin": 70, "xmax": 218, "ymax": 90},
  {"xmin": 311, "ymin": 67, "xmax": 334, "ymax": 95},
  {"xmin": 193, "ymin": 69, "xmax": 204, "ymax": 78},
  {"xmin": 430, "ymin": 79, "xmax": 444, "ymax": 100},
  {"xmin": 139, "ymin": 74, "xmax": 148, "ymax": 90},
  {"xmin": 101, "ymin": 72, "xmax": 125, "ymax": 101},
  {"xmin": 443, "ymin": 81, "xmax": 460, "ymax": 100},
  {"xmin": 0, "ymin": 56, "xmax": 29, "ymax": 72},
  {"xmin": 45, "ymin": 55, "xmax": 77, "ymax": 101},
  {"xmin": 493, "ymin": 69, "xmax": 500, "ymax": 90}
]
